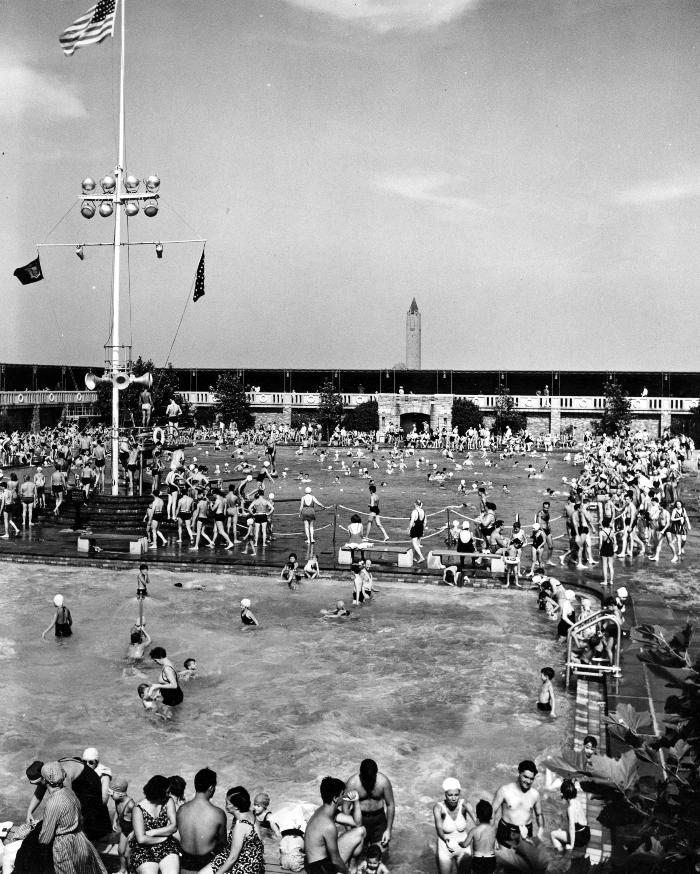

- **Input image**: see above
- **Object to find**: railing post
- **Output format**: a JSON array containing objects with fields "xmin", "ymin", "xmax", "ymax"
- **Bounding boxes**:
[{"xmin": 332, "ymin": 504, "xmax": 338, "ymax": 570}]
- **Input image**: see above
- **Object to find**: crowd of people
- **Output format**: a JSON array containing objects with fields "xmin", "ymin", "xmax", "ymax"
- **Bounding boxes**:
[{"xmin": 0, "ymin": 417, "xmax": 695, "ymax": 874}]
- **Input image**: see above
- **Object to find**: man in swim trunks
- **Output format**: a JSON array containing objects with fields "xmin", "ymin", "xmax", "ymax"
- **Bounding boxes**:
[
  {"xmin": 176, "ymin": 767, "xmax": 227, "ymax": 872},
  {"xmin": 491, "ymin": 760, "xmax": 544, "ymax": 849},
  {"xmin": 343, "ymin": 759, "xmax": 395, "ymax": 850},
  {"xmin": 304, "ymin": 776, "xmax": 365, "ymax": 874}
]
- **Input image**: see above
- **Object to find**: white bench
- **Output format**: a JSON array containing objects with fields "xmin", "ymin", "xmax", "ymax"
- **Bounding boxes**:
[
  {"xmin": 78, "ymin": 534, "xmax": 148, "ymax": 555},
  {"xmin": 426, "ymin": 547, "xmax": 505, "ymax": 574},
  {"xmin": 338, "ymin": 542, "xmax": 414, "ymax": 568}
]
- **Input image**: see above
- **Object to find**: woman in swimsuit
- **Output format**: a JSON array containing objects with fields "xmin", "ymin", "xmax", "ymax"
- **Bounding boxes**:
[
  {"xmin": 365, "ymin": 484, "xmax": 389, "ymax": 542},
  {"xmin": 432, "ymin": 778, "xmax": 475, "ymax": 874},
  {"xmin": 200, "ymin": 786, "xmax": 264, "ymax": 874},
  {"xmin": 550, "ymin": 779, "xmax": 590, "ymax": 852},
  {"xmin": 409, "ymin": 499, "xmax": 426, "ymax": 563},
  {"xmin": 148, "ymin": 647, "xmax": 184, "ymax": 706},
  {"xmin": 670, "ymin": 499, "xmax": 691, "ymax": 562},
  {"xmin": 299, "ymin": 487, "xmax": 325, "ymax": 544},
  {"xmin": 129, "ymin": 774, "xmax": 181, "ymax": 873},
  {"xmin": 598, "ymin": 516, "xmax": 616, "ymax": 586},
  {"xmin": 42, "ymin": 593, "xmax": 73, "ymax": 639}
]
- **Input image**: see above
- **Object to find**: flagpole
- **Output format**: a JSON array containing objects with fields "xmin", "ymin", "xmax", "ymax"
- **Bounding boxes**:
[{"xmin": 110, "ymin": 0, "xmax": 126, "ymax": 496}]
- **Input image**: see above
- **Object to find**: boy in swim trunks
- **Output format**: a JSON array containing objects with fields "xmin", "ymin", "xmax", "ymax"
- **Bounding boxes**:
[
  {"xmin": 459, "ymin": 800, "xmax": 496, "ymax": 874},
  {"xmin": 136, "ymin": 564, "xmax": 149, "ymax": 600},
  {"xmin": 536, "ymin": 667, "xmax": 557, "ymax": 717}
]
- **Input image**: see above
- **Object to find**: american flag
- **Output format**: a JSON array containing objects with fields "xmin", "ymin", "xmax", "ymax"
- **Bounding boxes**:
[
  {"xmin": 193, "ymin": 251, "xmax": 206, "ymax": 302},
  {"xmin": 59, "ymin": 0, "xmax": 117, "ymax": 57}
]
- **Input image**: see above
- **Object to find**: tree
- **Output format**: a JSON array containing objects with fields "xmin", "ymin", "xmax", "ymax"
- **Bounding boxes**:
[
  {"xmin": 317, "ymin": 380, "xmax": 343, "ymax": 440},
  {"xmin": 342, "ymin": 399, "xmax": 379, "ymax": 432},
  {"xmin": 492, "ymin": 389, "xmax": 526, "ymax": 435},
  {"xmin": 213, "ymin": 371, "xmax": 254, "ymax": 430},
  {"xmin": 598, "ymin": 378, "xmax": 632, "ymax": 436},
  {"xmin": 94, "ymin": 358, "xmax": 193, "ymax": 428},
  {"xmin": 451, "ymin": 397, "xmax": 483, "ymax": 434}
]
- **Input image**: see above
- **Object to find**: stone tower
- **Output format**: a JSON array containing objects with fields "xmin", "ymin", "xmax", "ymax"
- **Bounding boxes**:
[{"xmin": 405, "ymin": 298, "xmax": 421, "ymax": 369}]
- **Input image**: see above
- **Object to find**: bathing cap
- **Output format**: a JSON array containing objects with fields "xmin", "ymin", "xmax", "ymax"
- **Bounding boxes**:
[
  {"xmin": 241, "ymin": 598, "xmax": 251, "ymax": 608},
  {"xmin": 53, "ymin": 594, "xmax": 64, "ymax": 607},
  {"xmin": 617, "ymin": 587, "xmax": 628, "ymax": 599},
  {"xmin": 532, "ymin": 522, "xmax": 540, "ymax": 529},
  {"xmin": 268, "ymin": 493, "xmax": 275, "ymax": 500},
  {"xmin": 82, "ymin": 747, "xmax": 99, "ymax": 761},
  {"xmin": 442, "ymin": 778, "xmax": 461, "ymax": 792},
  {"xmin": 580, "ymin": 598, "xmax": 592, "ymax": 608},
  {"xmin": 462, "ymin": 521, "xmax": 469, "ymax": 529},
  {"xmin": 111, "ymin": 776, "xmax": 128, "ymax": 792},
  {"xmin": 305, "ymin": 487, "xmax": 312, "ymax": 493},
  {"xmin": 565, "ymin": 590, "xmax": 575, "ymax": 600}
]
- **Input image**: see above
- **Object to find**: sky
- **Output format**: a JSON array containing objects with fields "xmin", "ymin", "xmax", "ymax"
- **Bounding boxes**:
[{"xmin": 3, "ymin": 0, "xmax": 700, "ymax": 371}]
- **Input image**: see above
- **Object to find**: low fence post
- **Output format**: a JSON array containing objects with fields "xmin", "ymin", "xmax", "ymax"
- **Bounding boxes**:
[{"xmin": 332, "ymin": 504, "xmax": 338, "ymax": 570}]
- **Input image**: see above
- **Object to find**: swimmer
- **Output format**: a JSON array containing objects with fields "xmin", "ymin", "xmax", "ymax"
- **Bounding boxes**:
[
  {"xmin": 240, "ymin": 598, "xmax": 259, "ymax": 627},
  {"xmin": 321, "ymin": 599, "xmax": 351, "ymax": 618},
  {"xmin": 178, "ymin": 657, "xmax": 197, "ymax": 682},
  {"xmin": 127, "ymin": 623, "xmax": 151, "ymax": 660},
  {"xmin": 174, "ymin": 579, "xmax": 207, "ymax": 590},
  {"xmin": 360, "ymin": 560, "xmax": 374, "ymax": 600}
]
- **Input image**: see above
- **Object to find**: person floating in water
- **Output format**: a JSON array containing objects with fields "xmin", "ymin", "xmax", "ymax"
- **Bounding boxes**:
[
  {"xmin": 42, "ymin": 594, "xmax": 73, "ymax": 640},
  {"xmin": 178, "ymin": 658, "xmax": 197, "ymax": 682},
  {"xmin": 136, "ymin": 564, "xmax": 149, "ymax": 600},
  {"xmin": 321, "ymin": 600, "xmax": 351, "ymax": 619},
  {"xmin": 240, "ymin": 598, "xmax": 259, "ymax": 627}
]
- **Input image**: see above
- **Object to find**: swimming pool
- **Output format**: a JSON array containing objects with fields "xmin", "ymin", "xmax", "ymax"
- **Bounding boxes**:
[{"xmin": 0, "ymin": 562, "xmax": 572, "ymax": 872}]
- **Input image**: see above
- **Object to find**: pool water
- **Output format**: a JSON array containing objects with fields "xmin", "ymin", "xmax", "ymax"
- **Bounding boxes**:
[{"xmin": 0, "ymin": 562, "xmax": 572, "ymax": 873}]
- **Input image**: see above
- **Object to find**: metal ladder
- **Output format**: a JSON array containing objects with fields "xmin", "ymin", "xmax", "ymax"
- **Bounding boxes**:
[{"xmin": 565, "ymin": 609, "xmax": 623, "ymax": 689}]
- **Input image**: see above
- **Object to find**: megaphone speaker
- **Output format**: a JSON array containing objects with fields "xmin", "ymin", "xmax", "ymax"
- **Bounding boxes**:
[
  {"xmin": 84, "ymin": 372, "xmax": 113, "ymax": 390},
  {"xmin": 130, "ymin": 372, "xmax": 153, "ymax": 389},
  {"xmin": 113, "ymin": 372, "xmax": 131, "ymax": 390}
]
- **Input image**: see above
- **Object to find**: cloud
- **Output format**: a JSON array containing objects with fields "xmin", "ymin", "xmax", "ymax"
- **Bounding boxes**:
[
  {"xmin": 0, "ymin": 63, "xmax": 88, "ymax": 120},
  {"xmin": 616, "ymin": 174, "xmax": 700, "ymax": 206},
  {"xmin": 375, "ymin": 172, "xmax": 481, "ymax": 211},
  {"xmin": 278, "ymin": 0, "xmax": 480, "ymax": 32}
]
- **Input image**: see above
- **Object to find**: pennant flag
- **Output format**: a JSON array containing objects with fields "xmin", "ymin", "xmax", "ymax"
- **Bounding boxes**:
[
  {"xmin": 59, "ymin": 0, "xmax": 117, "ymax": 57},
  {"xmin": 13, "ymin": 255, "xmax": 44, "ymax": 286},
  {"xmin": 193, "ymin": 251, "xmax": 205, "ymax": 302}
]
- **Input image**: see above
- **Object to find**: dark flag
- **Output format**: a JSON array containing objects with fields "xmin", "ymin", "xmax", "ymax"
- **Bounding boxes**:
[
  {"xmin": 13, "ymin": 255, "xmax": 44, "ymax": 285},
  {"xmin": 193, "ymin": 251, "xmax": 205, "ymax": 302}
]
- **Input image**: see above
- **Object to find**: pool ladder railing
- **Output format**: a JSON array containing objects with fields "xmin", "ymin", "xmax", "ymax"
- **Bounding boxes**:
[{"xmin": 565, "ymin": 610, "xmax": 623, "ymax": 689}]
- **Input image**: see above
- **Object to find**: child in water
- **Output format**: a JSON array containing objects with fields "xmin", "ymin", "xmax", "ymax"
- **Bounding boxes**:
[
  {"xmin": 537, "ymin": 666, "xmax": 557, "ymax": 717},
  {"xmin": 321, "ymin": 600, "xmax": 351, "ymax": 618},
  {"xmin": 136, "ymin": 564, "xmax": 149, "ymax": 599},
  {"xmin": 360, "ymin": 560, "xmax": 374, "ymax": 600},
  {"xmin": 178, "ymin": 658, "xmax": 197, "ymax": 682},
  {"xmin": 127, "ymin": 623, "xmax": 151, "ymax": 660},
  {"xmin": 459, "ymin": 800, "xmax": 497, "ymax": 874},
  {"xmin": 357, "ymin": 846, "xmax": 389, "ymax": 874},
  {"xmin": 137, "ymin": 683, "xmax": 170, "ymax": 720},
  {"xmin": 240, "ymin": 598, "xmax": 259, "ymax": 627}
]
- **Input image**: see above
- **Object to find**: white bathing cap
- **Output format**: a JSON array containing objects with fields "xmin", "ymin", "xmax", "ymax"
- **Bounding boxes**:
[
  {"xmin": 565, "ymin": 590, "xmax": 575, "ymax": 600},
  {"xmin": 240, "ymin": 598, "xmax": 251, "ymax": 608},
  {"xmin": 305, "ymin": 487, "xmax": 312, "ymax": 493},
  {"xmin": 53, "ymin": 594, "xmax": 64, "ymax": 607},
  {"xmin": 82, "ymin": 747, "xmax": 99, "ymax": 761},
  {"xmin": 617, "ymin": 587, "xmax": 628, "ymax": 599},
  {"xmin": 442, "ymin": 777, "xmax": 461, "ymax": 792}
]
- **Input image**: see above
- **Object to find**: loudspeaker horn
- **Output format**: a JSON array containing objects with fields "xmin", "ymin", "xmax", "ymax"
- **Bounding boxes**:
[
  {"xmin": 130, "ymin": 372, "xmax": 153, "ymax": 389},
  {"xmin": 113, "ymin": 371, "xmax": 131, "ymax": 390},
  {"xmin": 84, "ymin": 372, "xmax": 112, "ymax": 390}
]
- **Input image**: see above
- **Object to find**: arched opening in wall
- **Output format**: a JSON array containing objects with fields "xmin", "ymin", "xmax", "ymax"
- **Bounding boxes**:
[{"xmin": 400, "ymin": 412, "xmax": 431, "ymax": 434}]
